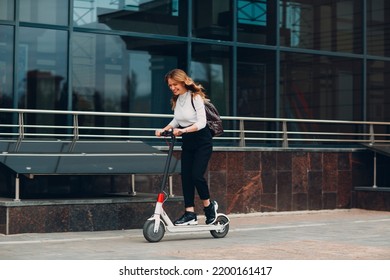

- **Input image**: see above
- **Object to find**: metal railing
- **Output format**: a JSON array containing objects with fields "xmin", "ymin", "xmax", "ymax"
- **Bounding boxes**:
[{"xmin": 1, "ymin": 108, "xmax": 390, "ymax": 149}]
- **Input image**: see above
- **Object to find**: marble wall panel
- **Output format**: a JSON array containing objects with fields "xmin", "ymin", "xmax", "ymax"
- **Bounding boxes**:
[
  {"xmin": 323, "ymin": 153, "xmax": 338, "ymax": 192},
  {"xmin": 209, "ymin": 152, "xmax": 227, "ymax": 172},
  {"xmin": 261, "ymin": 151, "xmax": 277, "ymax": 172},
  {"xmin": 8, "ymin": 206, "xmax": 48, "ymax": 234},
  {"xmin": 337, "ymin": 170, "xmax": 352, "ymax": 208},
  {"xmin": 226, "ymin": 171, "xmax": 262, "ymax": 213},
  {"xmin": 352, "ymin": 151, "xmax": 372, "ymax": 187},
  {"xmin": 68, "ymin": 205, "xmax": 94, "ymax": 232},
  {"xmin": 308, "ymin": 171, "xmax": 323, "ymax": 210},
  {"xmin": 2, "ymin": 149, "xmax": 384, "ymax": 234},
  {"xmin": 338, "ymin": 153, "xmax": 351, "ymax": 170},
  {"xmin": 277, "ymin": 171, "xmax": 292, "ymax": 211},
  {"xmin": 323, "ymin": 192, "xmax": 337, "ymax": 209},
  {"xmin": 277, "ymin": 152, "xmax": 292, "ymax": 171},
  {"xmin": 44, "ymin": 205, "xmax": 70, "ymax": 232},
  {"xmin": 292, "ymin": 152, "xmax": 309, "ymax": 193},
  {"xmin": 261, "ymin": 152, "xmax": 276, "ymax": 194},
  {"xmin": 292, "ymin": 193, "xmax": 308, "ymax": 211},
  {"xmin": 118, "ymin": 202, "xmax": 157, "ymax": 229},
  {"xmin": 245, "ymin": 151, "xmax": 261, "ymax": 171},
  {"xmin": 0, "ymin": 207, "xmax": 6, "ymax": 234},
  {"xmin": 261, "ymin": 170, "xmax": 276, "ymax": 194},
  {"xmin": 227, "ymin": 152, "xmax": 246, "ymax": 173},
  {"xmin": 309, "ymin": 153, "xmax": 323, "ymax": 171},
  {"xmin": 5, "ymin": 200, "xmax": 185, "ymax": 234},
  {"xmin": 209, "ymin": 171, "xmax": 227, "ymax": 213},
  {"xmin": 260, "ymin": 193, "xmax": 276, "ymax": 212},
  {"xmin": 355, "ymin": 191, "xmax": 390, "ymax": 211}
]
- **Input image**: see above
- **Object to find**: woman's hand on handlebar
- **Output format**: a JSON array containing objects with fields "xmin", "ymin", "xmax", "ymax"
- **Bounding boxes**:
[
  {"xmin": 155, "ymin": 128, "xmax": 185, "ymax": 137},
  {"xmin": 173, "ymin": 128, "xmax": 186, "ymax": 136},
  {"xmin": 155, "ymin": 129, "xmax": 175, "ymax": 137},
  {"xmin": 155, "ymin": 129, "xmax": 164, "ymax": 137}
]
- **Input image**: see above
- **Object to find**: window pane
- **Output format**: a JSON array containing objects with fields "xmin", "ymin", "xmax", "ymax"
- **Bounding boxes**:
[
  {"xmin": 193, "ymin": 0, "xmax": 232, "ymax": 40},
  {"xmin": 237, "ymin": 48, "xmax": 276, "ymax": 145},
  {"xmin": 237, "ymin": 48, "xmax": 275, "ymax": 117},
  {"xmin": 367, "ymin": 0, "xmax": 390, "ymax": 57},
  {"xmin": 191, "ymin": 44, "xmax": 231, "ymax": 116},
  {"xmin": 237, "ymin": 0, "xmax": 276, "ymax": 45},
  {"xmin": 279, "ymin": 0, "xmax": 362, "ymax": 53},
  {"xmin": 73, "ymin": 0, "xmax": 187, "ymax": 36},
  {"xmin": 17, "ymin": 27, "xmax": 68, "ymax": 111},
  {"xmin": 367, "ymin": 60, "xmax": 390, "ymax": 121},
  {"xmin": 19, "ymin": 0, "xmax": 68, "ymax": 25},
  {"xmin": 0, "ymin": 26, "xmax": 13, "ymax": 109},
  {"xmin": 72, "ymin": 33, "xmax": 186, "ymax": 133},
  {"xmin": 280, "ymin": 52, "xmax": 362, "ymax": 121},
  {"xmin": 0, "ymin": 0, "xmax": 14, "ymax": 20}
]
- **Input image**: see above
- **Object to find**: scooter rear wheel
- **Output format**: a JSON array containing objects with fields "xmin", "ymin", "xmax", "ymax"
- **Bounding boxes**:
[
  {"xmin": 143, "ymin": 219, "xmax": 165, "ymax": 242},
  {"xmin": 210, "ymin": 215, "xmax": 229, "ymax": 238}
]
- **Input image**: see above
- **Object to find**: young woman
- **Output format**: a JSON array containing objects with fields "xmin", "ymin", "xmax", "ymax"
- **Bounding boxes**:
[{"xmin": 155, "ymin": 69, "xmax": 218, "ymax": 226}]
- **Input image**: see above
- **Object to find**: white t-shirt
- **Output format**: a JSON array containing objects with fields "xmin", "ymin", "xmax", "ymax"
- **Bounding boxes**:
[{"xmin": 168, "ymin": 91, "xmax": 207, "ymax": 130}]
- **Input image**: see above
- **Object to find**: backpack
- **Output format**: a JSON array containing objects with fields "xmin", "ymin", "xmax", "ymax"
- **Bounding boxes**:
[{"xmin": 191, "ymin": 98, "xmax": 224, "ymax": 137}]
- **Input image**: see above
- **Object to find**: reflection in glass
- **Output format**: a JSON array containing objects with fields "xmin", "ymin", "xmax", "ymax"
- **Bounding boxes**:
[
  {"xmin": 237, "ymin": 48, "xmax": 275, "ymax": 118},
  {"xmin": 367, "ymin": 0, "xmax": 390, "ymax": 57},
  {"xmin": 19, "ymin": 0, "xmax": 68, "ymax": 25},
  {"xmin": 17, "ymin": 27, "xmax": 68, "ymax": 132},
  {"xmin": 280, "ymin": 52, "xmax": 363, "ymax": 145},
  {"xmin": 0, "ymin": 26, "xmax": 13, "ymax": 109},
  {"xmin": 73, "ymin": 0, "xmax": 186, "ymax": 36},
  {"xmin": 237, "ymin": 0, "xmax": 276, "ymax": 44},
  {"xmin": 192, "ymin": 0, "xmax": 232, "ymax": 40},
  {"xmin": 367, "ymin": 60, "xmax": 390, "ymax": 122},
  {"xmin": 280, "ymin": 52, "xmax": 362, "ymax": 121},
  {"xmin": 72, "ymin": 32, "xmax": 186, "ymax": 134},
  {"xmin": 279, "ymin": 0, "xmax": 362, "ymax": 53},
  {"xmin": 0, "ymin": 0, "xmax": 14, "ymax": 20},
  {"xmin": 191, "ymin": 44, "xmax": 231, "ymax": 116},
  {"xmin": 237, "ymin": 48, "xmax": 276, "ymax": 145},
  {"xmin": 18, "ymin": 27, "xmax": 68, "ymax": 109}
]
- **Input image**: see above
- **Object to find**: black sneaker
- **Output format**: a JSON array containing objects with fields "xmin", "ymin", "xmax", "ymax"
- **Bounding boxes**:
[
  {"xmin": 204, "ymin": 200, "xmax": 218, "ymax": 224},
  {"xmin": 174, "ymin": 211, "xmax": 198, "ymax": 226}
]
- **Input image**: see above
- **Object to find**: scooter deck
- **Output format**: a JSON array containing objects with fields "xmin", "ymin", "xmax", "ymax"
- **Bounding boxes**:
[{"xmin": 165, "ymin": 222, "xmax": 227, "ymax": 233}]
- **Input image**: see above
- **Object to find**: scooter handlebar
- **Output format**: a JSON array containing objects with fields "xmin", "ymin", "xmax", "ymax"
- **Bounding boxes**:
[{"xmin": 160, "ymin": 129, "xmax": 174, "ymax": 137}]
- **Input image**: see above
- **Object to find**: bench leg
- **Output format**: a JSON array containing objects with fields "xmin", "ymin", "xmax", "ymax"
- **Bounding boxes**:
[
  {"xmin": 14, "ymin": 174, "xmax": 21, "ymax": 202},
  {"xmin": 373, "ymin": 152, "xmax": 378, "ymax": 188},
  {"xmin": 168, "ymin": 175, "xmax": 175, "ymax": 198},
  {"xmin": 129, "ymin": 174, "xmax": 137, "ymax": 196}
]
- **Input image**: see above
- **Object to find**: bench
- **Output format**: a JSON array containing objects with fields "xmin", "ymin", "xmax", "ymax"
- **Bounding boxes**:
[{"xmin": 0, "ymin": 139, "xmax": 180, "ymax": 201}]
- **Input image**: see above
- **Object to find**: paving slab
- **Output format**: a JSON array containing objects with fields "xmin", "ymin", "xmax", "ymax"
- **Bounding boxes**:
[{"xmin": 0, "ymin": 209, "xmax": 389, "ymax": 260}]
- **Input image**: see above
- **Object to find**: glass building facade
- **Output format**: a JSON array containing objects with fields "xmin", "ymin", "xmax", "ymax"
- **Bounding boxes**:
[{"xmin": 1, "ymin": 0, "xmax": 390, "ymax": 132}]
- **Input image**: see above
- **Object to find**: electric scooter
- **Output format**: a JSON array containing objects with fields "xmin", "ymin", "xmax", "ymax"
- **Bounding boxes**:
[{"xmin": 143, "ymin": 130, "xmax": 230, "ymax": 242}]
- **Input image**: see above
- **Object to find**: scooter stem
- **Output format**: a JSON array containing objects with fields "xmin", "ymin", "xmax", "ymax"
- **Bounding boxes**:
[
  {"xmin": 153, "ymin": 192, "xmax": 165, "ymax": 233},
  {"xmin": 159, "ymin": 132, "xmax": 176, "ymax": 193}
]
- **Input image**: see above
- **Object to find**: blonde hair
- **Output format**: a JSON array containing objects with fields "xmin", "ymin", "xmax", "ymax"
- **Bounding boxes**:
[{"xmin": 164, "ymin": 69, "xmax": 208, "ymax": 110}]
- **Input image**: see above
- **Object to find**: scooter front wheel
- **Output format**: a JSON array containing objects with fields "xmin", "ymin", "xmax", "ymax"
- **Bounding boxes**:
[
  {"xmin": 210, "ymin": 215, "xmax": 229, "ymax": 238},
  {"xmin": 143, "ymin": 219, "xmax": 165, "ymax": 242}
]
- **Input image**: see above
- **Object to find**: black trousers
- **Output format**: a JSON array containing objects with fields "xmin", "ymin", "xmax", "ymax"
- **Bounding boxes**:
[{"xmin": 180, "ymin": 126, "xmax": 213, "ymax": 208}]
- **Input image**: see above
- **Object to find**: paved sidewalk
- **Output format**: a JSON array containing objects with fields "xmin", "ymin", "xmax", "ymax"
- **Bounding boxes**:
[{"xmin": 0, "ymin": 208, "xmax": 389, "ymax": 260}]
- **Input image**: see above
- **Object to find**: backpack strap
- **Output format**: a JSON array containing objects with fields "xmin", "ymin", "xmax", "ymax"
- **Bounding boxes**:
[{"xmin": 190, "ymin": 97, "xmax": 196, "ymax": 111}]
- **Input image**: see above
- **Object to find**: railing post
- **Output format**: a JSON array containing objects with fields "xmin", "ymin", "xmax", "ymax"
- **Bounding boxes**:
[
  {"xmin": 369, "ymin": 124, "xmax": 375, "ymax": 144},
  {"xmin": 69, "ymin": 114, "xmax": 79, "ymax": 152},
  {"xmin": 14, "ymin": 112, "xmax": 25, "ymax": 152},
  {"xmin": 373, "ymin": 152, "xmax": 378, "ymax": 188},
  {"xmin": 282, "ymin": 121, "xmax": 288, "ymax": 148},
  {"xmin": 129, "ymin": 174, "xmax": 136, "ymax": 196},
  {"xmin": 14, "ymin": 174, "xmax": 21, "ymax": 202},
  {"xmin": 169, "ymin": 175, "xmax": 175, "ymax": 197},
  {"xmin": 239, "ymin": 120, "xmax": 245, "ymax": 147}
]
